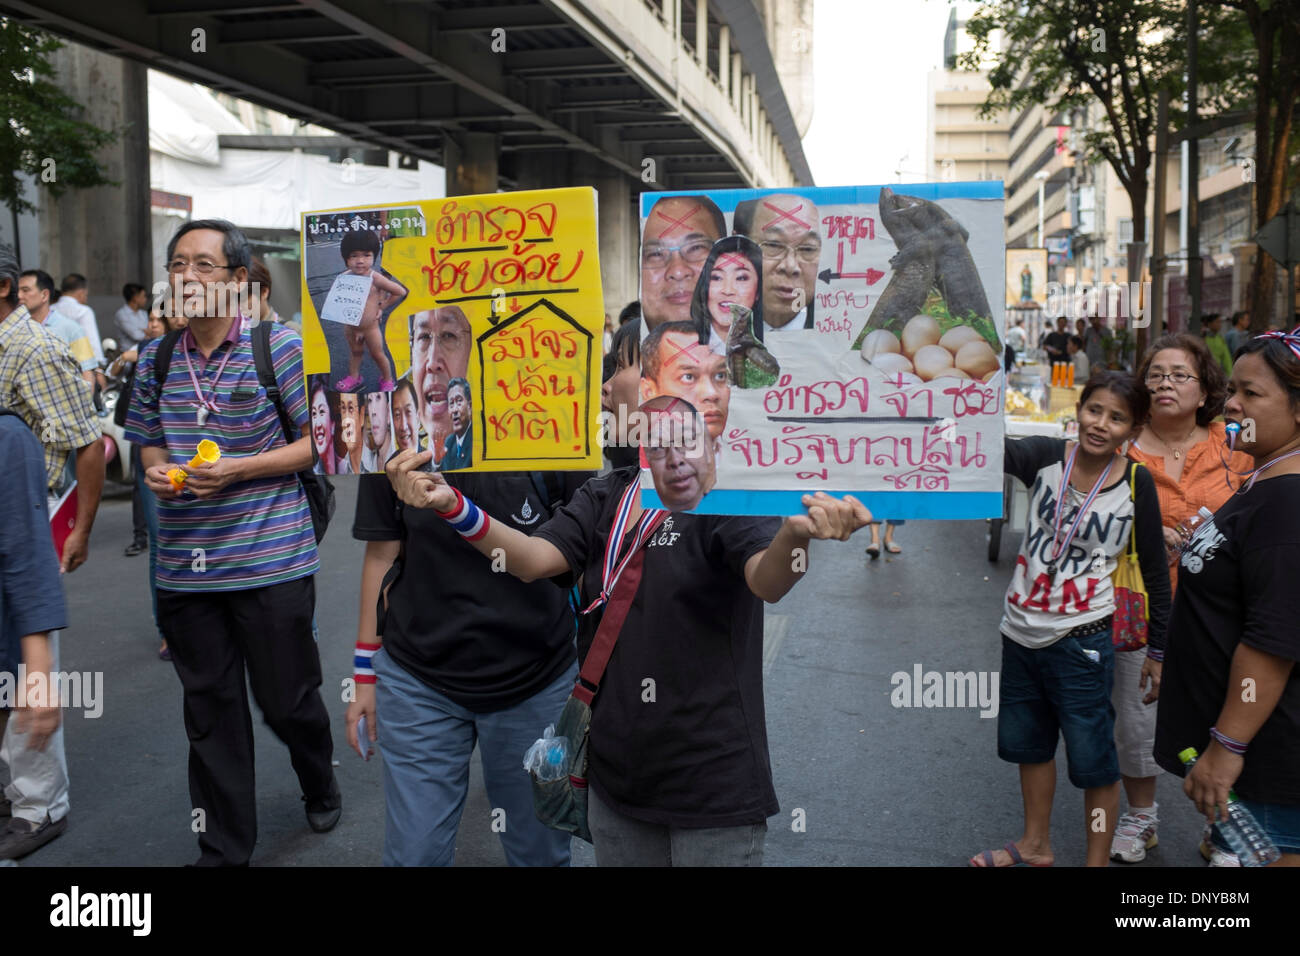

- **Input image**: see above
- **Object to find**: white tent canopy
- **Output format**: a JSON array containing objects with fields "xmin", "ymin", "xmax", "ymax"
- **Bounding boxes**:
[{"xmin": 147, "ymin": 70, "xmax": 444, "ymax": 230}]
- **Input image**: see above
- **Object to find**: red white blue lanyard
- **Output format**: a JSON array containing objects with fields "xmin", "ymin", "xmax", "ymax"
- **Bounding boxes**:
[
  {"xmin": 181, "ymin": 328, "xmax": 238, "ymax": 423},
  {"xmin": 581, "ymin": 478, "xmax": 667, "ymax": 615},
  {"xmin": 1047, "ymin": 444, "xmax": 1111, "ymax": 571}
]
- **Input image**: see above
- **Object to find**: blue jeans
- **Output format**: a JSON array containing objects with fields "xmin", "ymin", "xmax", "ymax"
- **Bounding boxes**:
[
  {"xmin": 137, "ymin": 459, "xmax": 164, "ymax": 642},
  {"xmin": 373, "ymin": 648, "xmax": 576, "ymax": 866},
  {"xmin": 998, "ymin": 628, "xmax": 1119, "ymax": 789}
]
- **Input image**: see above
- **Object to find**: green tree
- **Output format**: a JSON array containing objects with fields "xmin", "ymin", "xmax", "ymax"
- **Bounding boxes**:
[
  {"xmin": 0, "ymin": 18, "xmax": 118, "ymax": 260},
  {"xmin": 960, "ymin": 1, "xmax": 1194, "ymax": 254},
  {"xmin": 1218, "ymin": 0, "xmax": 1300, "ymax": 326}
]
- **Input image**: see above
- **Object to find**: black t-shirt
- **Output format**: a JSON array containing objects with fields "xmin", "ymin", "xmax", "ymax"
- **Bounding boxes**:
[
  {"xmin": 1154, "ymin": 474, "xmax": 1300, "ymax": 803},
  {"xmin": 533, "ymin": 467, "xmax": 782, "ymax": 828},
  {"xmin": 352, "ymin": 470, "xmax": 590, "ymax": 712},
  {"xmin": 1044, "ymin": 330, "xmax": 1070, "ymax": 360}
]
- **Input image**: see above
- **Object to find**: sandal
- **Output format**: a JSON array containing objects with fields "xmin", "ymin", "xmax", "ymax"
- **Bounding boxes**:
[
  {"xmin": 969, "ymin": 841, "xmax": 1052, "ymax": 868},
  {"xmin": 866, "ymin": 544, "xmax": 880, "ymax": 559},
  {"xmin": 335, "ymin": 375, "xmax": 363, "ymax": 392},
  {"xmin": 884, "ymin": 541, "xmax": 902, "ymax": 554},
  {"xmin": 378, "ymin": 379, "xmax": 396, "ymax": 392}
]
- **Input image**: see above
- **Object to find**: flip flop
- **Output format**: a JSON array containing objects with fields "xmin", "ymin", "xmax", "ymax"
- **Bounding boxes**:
[
  {"xmin": 885, "ymin": 542, "xmax": 902, "ymax": 554},
  {"xmin": 969, "ymin": 842, "xmax": 1052, "ymax": 868},
  {"xmin": 866, "ymin": 544, "xmax": 881, "ymax": 559}
]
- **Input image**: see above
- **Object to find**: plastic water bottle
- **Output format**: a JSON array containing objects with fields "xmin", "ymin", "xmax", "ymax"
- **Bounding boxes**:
[
  {"xmin": 1174, "ymin": 506, "xmax": 1215, "ymax": 548},
  {"xmin": 1179, "ymin": 748, "xmax": 1281, "ymax": 866}
]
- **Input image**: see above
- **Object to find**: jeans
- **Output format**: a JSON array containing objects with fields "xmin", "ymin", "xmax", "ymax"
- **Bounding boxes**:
[
  {"xmin": 587, "ymin": 786, "xmax": 767, "ymax": 866},
  {"xmin": 373, "ymin": 647, "xmax": 575, "ymax": 867},
  {"xmin": 998, "ymin": 627, "xmax": 1119, "ymax": 789},
  {"xmin": 0, "ymin": 631, "xmax": 70, "ymax": 824}
]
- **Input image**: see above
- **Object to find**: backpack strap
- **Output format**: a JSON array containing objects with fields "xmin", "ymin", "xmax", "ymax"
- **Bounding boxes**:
[
  {"xmin": 153, "ymin": 328, "xmax": 183, "ymax": 388},
  {"xmin": 250, "ymin": 321, "xmax": 301, "ymax": 452}
]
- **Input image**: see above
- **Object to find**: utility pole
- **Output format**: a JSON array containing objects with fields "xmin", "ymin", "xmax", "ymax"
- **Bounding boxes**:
[
  {"xmin": 1187, "ymin": 0, "xmax": 1202, "ymax": 331},
  {"xmin": 1150, "ymin": 90, "xmax": 1169, "ymax": 341}
]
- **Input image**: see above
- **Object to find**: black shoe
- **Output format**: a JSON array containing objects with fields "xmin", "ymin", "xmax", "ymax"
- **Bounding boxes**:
[
  {"xmin": 0, "ymin": 813, "xmax": 67, "ymax": 859},
  {"xmin": 124, "ymin": 539, "xmax": 147, "ymax": 557},
  {"xmin": 303, "ymin": 775, "xmax": 341, "ymax": 833}
]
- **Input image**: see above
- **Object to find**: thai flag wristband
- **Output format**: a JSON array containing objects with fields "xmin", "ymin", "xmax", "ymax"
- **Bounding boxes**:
[
  {"xmin": 354, "ymin": 642, "xmax": 381, "ymax": 685},
  {"xmin": 435, "ymin": 487, "xmax": 490, "ymax": 542},
  {"xmin": 1145, "ymin": 646, "xmax": 1165, "ymax": 663},
  {"xmin": 1210, "ymin": 726, "xmax": 1248, "ymax": 756}
]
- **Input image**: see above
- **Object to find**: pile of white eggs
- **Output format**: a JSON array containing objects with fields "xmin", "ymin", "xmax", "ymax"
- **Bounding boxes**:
[{"xmin": 860, "ymin": 314, "xmax": 1000, "ymax": 384}]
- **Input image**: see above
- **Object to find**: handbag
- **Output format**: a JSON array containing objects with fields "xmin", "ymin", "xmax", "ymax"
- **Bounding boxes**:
[
  {"xmin": 1111, "ymin": 461, "xmax": 1149, "ymax": 651},
  {"xmin": 529, "ymin": 481, "xmax": 666, "ymax": 843}
]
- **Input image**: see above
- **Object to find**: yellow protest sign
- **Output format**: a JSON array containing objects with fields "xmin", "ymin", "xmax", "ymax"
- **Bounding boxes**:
[{"xmin": 299, "ymin": 188, "xmax": 603, "ymax": 474}]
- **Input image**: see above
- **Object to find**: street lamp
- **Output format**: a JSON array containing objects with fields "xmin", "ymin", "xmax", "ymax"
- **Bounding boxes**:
[{"xmin": 1034, "ymin": 169, "xmax": 1050, "ymax": 247}]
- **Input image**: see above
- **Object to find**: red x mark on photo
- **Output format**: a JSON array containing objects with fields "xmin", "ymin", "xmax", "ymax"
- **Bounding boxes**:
[{"xmin": 761, "ymin": 200, "xmax": 811, "ymax": 231}]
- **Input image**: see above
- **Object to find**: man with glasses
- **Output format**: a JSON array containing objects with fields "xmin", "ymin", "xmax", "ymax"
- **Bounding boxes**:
[
  {"xmin": 125, "ymin": 219, "xmax": 339, "ymax": 866},
  {"xmin": 733, "ymin": 194, "xmax": 822, "ymax": 333},
  {"xmin": 640, "ymin": 196, "xmax": 725, "ymax": 331}
]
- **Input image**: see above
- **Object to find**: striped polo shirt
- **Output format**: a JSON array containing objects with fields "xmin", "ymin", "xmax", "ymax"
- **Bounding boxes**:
[{"xmin": 124, "ymin": 318, "xmax": 319, "ymax": 592}]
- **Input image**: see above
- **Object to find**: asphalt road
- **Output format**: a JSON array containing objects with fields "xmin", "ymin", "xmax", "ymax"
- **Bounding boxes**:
[{"xmin": 18, "ymin": 480, "xmax": 1214, "ymax": 867}]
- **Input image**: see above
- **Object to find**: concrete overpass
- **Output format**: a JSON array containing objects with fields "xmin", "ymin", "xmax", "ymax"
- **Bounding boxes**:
[{"xmin": 3, "ymin": 0, "xmax": 815, "ymax": 314}]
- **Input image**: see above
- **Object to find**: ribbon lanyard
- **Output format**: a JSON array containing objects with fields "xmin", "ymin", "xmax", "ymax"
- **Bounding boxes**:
[
  {"xmin": 181, "ymin": 328, "xmax": 238, "ymax": 424},
  {"xmin": 1239, "ymin": 447, "xmax": 1300, "ymax": 494},
  {"xmin": 581, "ymin": 479, "xmax": 667, "ymax": 615},
  {"xmin": 1046, "ymin": 444, "xmax": 1111, "ymax": 574}
]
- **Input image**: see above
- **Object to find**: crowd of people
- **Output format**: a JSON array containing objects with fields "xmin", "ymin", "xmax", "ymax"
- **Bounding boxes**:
[{"xmin": 1, "ymin": 215, "xmax": 1298, "ymax": 868}]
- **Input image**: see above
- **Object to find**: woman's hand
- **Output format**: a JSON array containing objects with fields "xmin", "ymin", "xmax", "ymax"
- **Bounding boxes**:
[
  {"xmin": 1139, "ymin": 655, "xmax": 1162, "ymax": 704},
  {"xmin": 1184, "ymin": 742, "xmax": 1244, "ymax": 824},
  {"xmin": 345, "ymin": 683, "xmax": 377, "ymax": 760},
  {"xmin": 1163, "ymin": 525, "xmax": 1184, "ymax": 562},
  {"xmin": 386, "ymin": 449, "xmax": 456, "ymax": 511}
]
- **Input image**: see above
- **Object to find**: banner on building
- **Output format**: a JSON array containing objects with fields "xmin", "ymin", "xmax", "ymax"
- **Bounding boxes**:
[
  {"xmin": 299, "ymin": 189, "xmax": 604, "ymax": 475},
  {"xmin": 635, "ymin": 182, "xmax": 1006, "ymax": 518}
]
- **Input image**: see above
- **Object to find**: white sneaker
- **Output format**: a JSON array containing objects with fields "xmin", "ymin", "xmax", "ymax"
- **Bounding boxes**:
[
  {"xmin": 1199, "ymin": 824, "xmax": 1242, "ymax": 866},
  {"xmin": 1110, "ymin": 810, "xmax": 1159, "ymax": 863}
]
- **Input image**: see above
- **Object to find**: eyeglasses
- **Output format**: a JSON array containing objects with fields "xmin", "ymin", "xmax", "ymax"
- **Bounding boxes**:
[
  {"xmin": 642, "ymin": 240, "xmax": 713, "ymax": 270},
  {"xmin": 1145, "ymin": 371, "xmax": 1199, "ymax": 386},
  {"xmin": 166, "ymin": 259, "xmax": 232, "ymax": 276},
  {"xmin": 758, "ymin": 240, "xmax": 821, "ymax": 263}
]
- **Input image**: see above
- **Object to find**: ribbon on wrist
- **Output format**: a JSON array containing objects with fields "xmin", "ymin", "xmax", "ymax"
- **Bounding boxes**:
[
  {"xmin": 354, "ymin": 642, "xmax": 381, "ymax": 684},
  {"xmin": 1209, "ymin": 725, "xmax": 1247, "ymax": 756},
  {"xmin": 437, "ymin": 487, "xmax": 490, "ymax": 541}
]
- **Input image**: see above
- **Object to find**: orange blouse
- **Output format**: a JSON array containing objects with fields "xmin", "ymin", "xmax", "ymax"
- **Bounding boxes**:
[{"xmin": 1127, "ymin": 421, "xmax": 1254, "ymax": 592}]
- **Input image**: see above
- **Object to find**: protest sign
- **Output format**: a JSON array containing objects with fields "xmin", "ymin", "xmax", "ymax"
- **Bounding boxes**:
[
  {"xmin": 636, "ymin": 182, "xmax": 1005, "ymax": 518},
  {"xmin": 300, "ymin": 189, "xmax": 603, "ymax": 475},
  {"xmin": 320, "ymin": 272, "xmax": 373, "ymax": 326}
]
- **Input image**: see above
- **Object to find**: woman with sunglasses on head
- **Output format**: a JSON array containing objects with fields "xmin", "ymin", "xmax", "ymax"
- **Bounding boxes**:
[
  {"xmin": 1154, "ymin": 326, "xmax": 1300, "ymax": 867},
  {"xmin": 1108, "ymin": 334, "xmax": 1254, "ymax": 864}
]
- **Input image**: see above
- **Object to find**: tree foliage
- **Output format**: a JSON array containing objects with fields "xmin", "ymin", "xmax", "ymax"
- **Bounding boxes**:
[
  {"xmin": 0, "ymin": 18, "xmax": 118, "ymax": 217},
  {"xmin": 958, "ymin": 0, "xmax": 1245, "ymax": 245}
]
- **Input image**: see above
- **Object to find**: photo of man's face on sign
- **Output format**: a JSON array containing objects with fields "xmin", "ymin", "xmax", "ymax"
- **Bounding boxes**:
[
  {"xmin": 409, "ymin": 306, "xmax": 472, "ymax": 467},
  {"xmin": 639, "ymin": 320, "xmax": 731, "ymax": 440},
  {"xmin": 639, "ymin": 395, "xmax": 717, "ymax": 512}
]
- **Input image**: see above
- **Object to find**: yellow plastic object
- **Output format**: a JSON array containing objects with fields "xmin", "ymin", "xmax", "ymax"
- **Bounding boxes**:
[{"xmin": 168, "ymin": 440, "xmax": 222, "ymax": 489}]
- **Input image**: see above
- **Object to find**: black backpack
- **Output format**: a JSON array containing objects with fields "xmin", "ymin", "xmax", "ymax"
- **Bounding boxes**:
[{"xmin": 153, "ymin": 322, "xmax": 336, "ymax": 543}]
